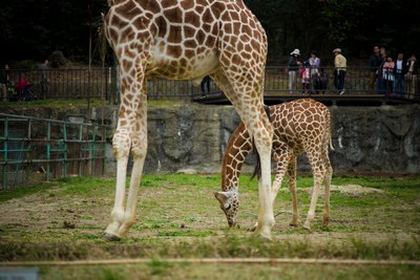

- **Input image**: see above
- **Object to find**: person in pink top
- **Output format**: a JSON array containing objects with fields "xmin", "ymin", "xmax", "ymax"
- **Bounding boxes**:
[
  {"xmin": 300, "ymin": 60, "xmax": 311, "ymax": 94},
  {"xmin": 383, "ymin": 56, "xmax": 395, "ymax": 95}
]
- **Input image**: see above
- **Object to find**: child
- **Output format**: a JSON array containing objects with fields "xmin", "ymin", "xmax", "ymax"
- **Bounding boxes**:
[{"xmin": 300, "ymin": 60, "xmax": 311, "ymax": 94}]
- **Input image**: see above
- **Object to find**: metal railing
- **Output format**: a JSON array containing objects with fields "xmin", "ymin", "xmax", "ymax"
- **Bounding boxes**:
[
  {"xmin": 1, "ymin": 67, "xmax": 117, "ymax": 102},
  {"xmin": 0, "ymin": 113, "xmax": 111, "ymax": 190},
  {"xmin": 1, "ymin": 66, "xmax": 419, "ymax": 102},
  {"xmin": 263, "ymin": 66, "xmax": 418, "ymax": 98}
]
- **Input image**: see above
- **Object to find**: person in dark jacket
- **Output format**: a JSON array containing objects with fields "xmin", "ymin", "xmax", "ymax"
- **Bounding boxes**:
[
  {"xmin": 288, "ymin": 49, "xmax": 301, "ymax": 94},
  {"xmin": 376, "ymin": 47, "xmax": 387, "ymax": 94},
  {"xmin": 368, "ymin": 46, "xmax": 382, "ymax": 90},
  {"xmin": 200, "ymin": 75, "xmax": 211, "ymax": 95},
  {"xmin": 0, "ymin": 64, "xmax": 10, "ymax": 101},
  {"xmin": 393, "ymin": 53, "xmax": 407, "ymax": 96}
]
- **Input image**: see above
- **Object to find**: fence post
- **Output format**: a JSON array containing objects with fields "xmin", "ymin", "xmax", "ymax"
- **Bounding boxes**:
[
  {"xmin": 79, "ymin": 124, "xmax": 83, "ymax": 176},
  {"xmin": 63, "ymin": 123, "xmax": 68, "ymax": 177},
  {"xmin": 46, "ymin": 121, "xmax": 51, "ymax": 181},
  {"xmin": 2, "ymin": 117, "xmax": 8, "ymax": 189},
  {"xmin": 102, "ymin": 126, "xmax": 106, "ymax": 176}
]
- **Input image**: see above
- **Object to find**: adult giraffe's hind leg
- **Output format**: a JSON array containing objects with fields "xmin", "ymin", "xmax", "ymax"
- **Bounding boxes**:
[
  {"xmin": 211, "ymin": 70, "xmax": 274, "ymax": 239},
  {"xmin": 104, "ymin": 60, "xmax": 148, "ymax": 240}
]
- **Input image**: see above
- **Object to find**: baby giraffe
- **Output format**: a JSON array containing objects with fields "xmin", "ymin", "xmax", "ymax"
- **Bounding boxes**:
[{"xmin": 215, "ymin": 98, "xmax": 333, "ymax": 230}]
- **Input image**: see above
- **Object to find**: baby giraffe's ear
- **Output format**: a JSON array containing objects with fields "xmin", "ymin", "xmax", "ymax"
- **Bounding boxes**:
[{"xmin": 214, "ymin": 191, "xmax": 230, "ymax": 205}]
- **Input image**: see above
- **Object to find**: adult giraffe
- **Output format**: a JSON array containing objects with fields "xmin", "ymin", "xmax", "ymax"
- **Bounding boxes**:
[{"xmin": 103, "ymin": 0, "xmax": 274, "ymax": 240}]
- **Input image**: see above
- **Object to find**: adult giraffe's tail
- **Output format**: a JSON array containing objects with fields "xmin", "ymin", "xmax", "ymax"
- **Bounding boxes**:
[{"xmin": 251, "ymin": 105, "xmax": 272, "ymax": 180}]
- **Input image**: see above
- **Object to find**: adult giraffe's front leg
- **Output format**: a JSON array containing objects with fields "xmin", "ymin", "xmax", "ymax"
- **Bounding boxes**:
[{"xmin": 105, "ymin": 60, "xmax": 147, "ymax": 240}]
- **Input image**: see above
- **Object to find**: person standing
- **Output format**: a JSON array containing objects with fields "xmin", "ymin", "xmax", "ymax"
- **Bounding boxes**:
[
  {"xmin": 394, "ymin": 53, "xmax": 406, "ymax": 96},
  {"xmin": 406, "ymin": 54, "xmax": 418, "ymax": 98},
  {"xmin": 38, "ymin": 59, "xmax": 49, "ymax": 99},
  {"xmin": 376, "ymin": 48, "xmax": 387, "ymax": 94},
  {"xmin": 309, "ymin": 51, "xmax": 320, "ymax": 93},
  {"xmin": 300, "ymin": 60, "xmax": 311, "ymax": 94},
  {"xmin": 0, "ymin": 65, "xmax": 10, "ymax": 101},
  {"xmin": 333, "ymin": 48, "xmax": 347, "ymax": 95},
  {"xmin": 288, "ymin": 49, "xmax": 301, "ymax": 94},
  {"xmin": 200, "ymin": 75, "xmax": 211, "ymax": 95},
  {"xmin": 368, "ymin": 46, "xmax": 382, "ymax": 90},
  {"xmin": 383, "ymin": 56, "xmax": 395, "ymax": 96}
]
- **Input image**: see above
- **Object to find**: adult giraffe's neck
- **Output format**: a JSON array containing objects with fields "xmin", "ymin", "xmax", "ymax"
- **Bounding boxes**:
[{"xmin": 221, "ymin": 122, "xmax": 253, "ymax": 192}]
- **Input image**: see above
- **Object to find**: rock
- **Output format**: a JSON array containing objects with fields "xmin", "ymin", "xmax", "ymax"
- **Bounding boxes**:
[
  {"xmin": 176, "ymin": 168, "xmax": 197, "ymax": 175},
  {"xmin": 63, "ymin": 221, "xmax": 76, "ymax": 229}
]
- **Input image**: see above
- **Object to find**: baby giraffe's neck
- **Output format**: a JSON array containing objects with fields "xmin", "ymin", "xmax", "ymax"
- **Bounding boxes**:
[{"xmin": 221, "ymin": 122, "xmax": 253, "ymax": 191}]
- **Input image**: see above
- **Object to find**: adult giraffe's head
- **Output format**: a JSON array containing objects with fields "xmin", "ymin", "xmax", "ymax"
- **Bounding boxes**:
[{"xmin": 214, "ymin": 188, "xmax": 240, "ymax": 227}]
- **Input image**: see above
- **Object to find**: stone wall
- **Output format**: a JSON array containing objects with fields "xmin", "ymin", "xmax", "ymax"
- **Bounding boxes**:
[
  {"xmin": 3, "ymin": 102, "xmax": 420, "ymax": 175},
  {"xmin": 144, "ymin": 103, "xmax": 420, "ymax": 175}
]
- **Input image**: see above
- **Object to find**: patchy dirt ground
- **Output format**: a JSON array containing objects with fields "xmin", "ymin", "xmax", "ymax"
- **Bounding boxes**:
[{"xmin": 0, "ymin": 175, "xmax": 419, "ymax": 279}]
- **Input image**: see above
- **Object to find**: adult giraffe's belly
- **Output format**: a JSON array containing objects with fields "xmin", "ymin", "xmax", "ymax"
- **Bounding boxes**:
[{"xmin": 146, "ymin": 42, "xmax": 219, "ymax": 81}]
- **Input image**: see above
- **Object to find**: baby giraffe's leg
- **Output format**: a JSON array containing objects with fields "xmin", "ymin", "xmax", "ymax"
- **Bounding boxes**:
[
  {"xmin": 322, "ymin": 149, "xmax": 333, "ymax": 226},
  {"xmin": 303, "ymin": 151, "xmax": 326, "ymax": 230},
  {"xmin": 272, "ymin": 149, "xmax": 292, "ymax": 203},
  {"xmin": 287, "ymin": 156, "xmax": 299, "ymax": 226}
]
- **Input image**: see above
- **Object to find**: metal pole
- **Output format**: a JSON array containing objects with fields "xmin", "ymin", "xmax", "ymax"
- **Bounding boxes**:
[
  {"xmin": 63, "ymin": 123, "xmax": 68, "ymax": 177},
  {"xmin": 79, "ymin": 124, "xmax": 83, "ymax": 176},
  {"xmin": 2, "ymin": 117, "xmax": 8, "ymax": 189},
  {"xmin": 46, "ymin": 121, "xmax": 51, "ymax": 181},
  {"xmin": 87, "ymin": 0, "xmax": 93, "ymax": 111}
]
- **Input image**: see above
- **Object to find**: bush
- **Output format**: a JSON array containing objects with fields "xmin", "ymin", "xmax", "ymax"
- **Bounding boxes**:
[{"xmin": 49, "ymin": 51, "xmax": 68, "ymax": 68}]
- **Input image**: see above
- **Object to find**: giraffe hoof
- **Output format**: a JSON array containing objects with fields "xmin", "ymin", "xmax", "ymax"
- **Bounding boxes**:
[
  {"xmin": 302, "ymin": 221, "xmax": 312, "ymax": 231},
  {"xmin": 104, "ymin": 232, "xmax": 121, "ymax": 241},
  {"xmin": 247, "ymin": 226, "xmax": 257, "ymax": 232},
  {"xmin": 289, "ymin": 222, "xmax": 299, "ymax": 227},
  {"xmin": 257, "ymin": 230, "xmax": 272, "ymax": 241}
]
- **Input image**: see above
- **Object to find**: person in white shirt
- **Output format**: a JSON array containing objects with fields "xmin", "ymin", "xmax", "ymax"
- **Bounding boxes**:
[{"xmin": 405, "ymin": 54, "xmax": 417, "ymax": 97}]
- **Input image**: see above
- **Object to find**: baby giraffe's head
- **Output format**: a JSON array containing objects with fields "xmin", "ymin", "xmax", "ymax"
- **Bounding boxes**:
[{"xmin": 214, "ymin": 189, "xmax": 239, "ymax": 227}]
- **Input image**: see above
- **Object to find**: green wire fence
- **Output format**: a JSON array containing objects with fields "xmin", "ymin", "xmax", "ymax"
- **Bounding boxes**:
[{"xmin": 0, "ymin": 113, "xmax": 111, "ymax": 190}]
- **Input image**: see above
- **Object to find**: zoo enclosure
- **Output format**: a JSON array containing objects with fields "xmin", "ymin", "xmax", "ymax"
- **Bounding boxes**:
[
  {"xmin": 3, "ymin": 66, "xmax": 419, "ymax": 102},
  {"xmin": 0, "ymin": 113, "xmax": 110, "ymax": 190}
]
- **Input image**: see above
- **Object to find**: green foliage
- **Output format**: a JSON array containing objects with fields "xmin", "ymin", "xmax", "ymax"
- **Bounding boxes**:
[
  {"xmin": 245, "ymin": 0, "xmax": 420, "ymax": 61},
  {"xmin": 1, "ymin": 0, "xmax": 419, "ymax": 65}
]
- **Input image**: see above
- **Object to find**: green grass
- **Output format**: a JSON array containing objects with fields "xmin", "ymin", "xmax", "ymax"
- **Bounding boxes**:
[
  {"xmin": 0, "ymin": 98, "xmax": 107, "ymax": 109},
  {"xmin": 0, "ymin": 98, "xmax": 190, "ymax": 110},
  {"xmin": 40, "ymin": 263, "xmax": 420, "ymax": 280},
  {"xmin": 0, "ymin": 174, "xmax": 419, "ymax": 279}
]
